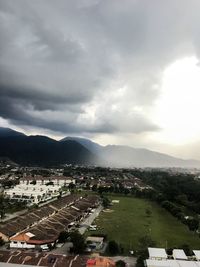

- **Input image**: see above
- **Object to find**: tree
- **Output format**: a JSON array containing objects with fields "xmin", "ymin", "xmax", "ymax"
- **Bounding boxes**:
[
  {"xmin": 58, "ymin": 231, "xmax": 69, "ymax": 243},
  {"xmin": 136, "ymin": 236, "xmax": 156, "ymax": 267},
  {"xmin": 102, "ymin": 196, "xmax": 111, "ymax": 208},
  {"xmin": 0, "ymin": 195, "xmax": 6, "ymax": 220},
  {"xmin": 68, "ymin": 182, "xmax": 76, "ymax": 191},
  {"xmin": 175, "ymin": 194, "xmax": 188, "ymax": 205},
  {"xmin": 136, "ymin": 249, "xmax": 148, "ymax": 267},
  {"xmin": 145, "ymin": 208, "xmax": 152, "ymax": 217},
  {"xmin": 138, "ymin": 235, "xmax": 156, "ymax": 250},
  {"xmin": 116, "ymin": 260, "xmax": 126, "ymax": 267},
  {"xmin": 69, "ymin": 231, "xmax": 86, "ymax": 254},
  {"xmin": 107, "ymin": 240, "xmax": 119, "ymax": 255},
  {"xmin": 92, "ymin": 184, "xmax": 97, "ymax": 191},
  {"xmin": 0, "ymin": 237, "xmax": 4, "ymax": 246},
  {"xmin": 187, "ymin": 217, "xmax": 199, "ymax": 231}
]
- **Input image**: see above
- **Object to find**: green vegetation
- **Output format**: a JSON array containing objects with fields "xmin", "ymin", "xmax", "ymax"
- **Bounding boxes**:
[
  {"xmin": 106, "ymin": 240, "xmax": 121, "ymax": 255},
  {"xmin": 101, "ymin": 195, "xmax": 111, "ymax": 208},
  {"xmin": 116, "ymin": 260, "xmax": 126, "ymax": 267},
  {"xmin": 58, "ymin": 231, "xmax": 69, "ymax": 243},
  {"xmin": 0, "ymin": 195, "xmax": 26, "ymax": 218},
  {"xmin": 69, "ymin": 231, "xmax": 86, "ymax": 254},
  {"xmin": 87, "ymin": 196, "xmax": 200, "ymax": 254}
]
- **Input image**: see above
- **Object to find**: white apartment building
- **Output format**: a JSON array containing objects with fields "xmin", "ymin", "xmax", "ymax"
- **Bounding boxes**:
[
  {"xmin": 20, "ymin": 176, "xmax": 75, "ymax": 187},
  {"xmin": 4, "ymin": 183, "xmax": 61, "ymax": 205},
  {"xmin": 146, "ymin": 248, "xmax": 200, "ymax": 267}
]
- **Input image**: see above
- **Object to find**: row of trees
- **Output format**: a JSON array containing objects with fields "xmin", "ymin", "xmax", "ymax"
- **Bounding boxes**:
[
  {"xmin": 161, "ymin": 200, "xmax": 199, "ymax": 231},
  {"xmin": 129, "ymin": 170, "xmax": 200, "ymax": 233},
  {"xmin": 132, "ymin": 170, "xmax": 200, "ymax": 209}
]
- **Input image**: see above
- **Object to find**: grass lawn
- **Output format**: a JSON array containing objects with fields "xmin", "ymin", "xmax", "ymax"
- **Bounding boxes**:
[{"xmin": 86, "ymin": 195, "xmax": 200, "ymax": 253}]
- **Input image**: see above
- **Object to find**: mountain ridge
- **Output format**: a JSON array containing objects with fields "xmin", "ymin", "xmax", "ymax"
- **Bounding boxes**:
[
  {"xmin": 0, "ymin": 127, "xmax": 200, "ymax": 168},
  {"xmin": 0, "ymin": 127, "xmax": 26, "ymax": 137},
  {"xmin": 61, "ymin": 136, "xmax": 103, "ymax": 154},
  {"xmin": 0, "ymin": 129, "xmax": 98, "ymax": 167},
  {"xmin": 63, "ymin": 136, "xmax": 200, "ymax": 168}
]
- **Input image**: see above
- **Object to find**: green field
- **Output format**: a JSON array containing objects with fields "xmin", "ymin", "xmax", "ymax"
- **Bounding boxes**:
[{"xmin": 86, "ymin": 196, "xmax": 200, "ymax": 253}]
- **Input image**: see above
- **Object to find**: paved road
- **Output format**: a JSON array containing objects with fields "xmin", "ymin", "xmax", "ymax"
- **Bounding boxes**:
[
  {"xmin": 51, "ymin": 205, "xmax": 103, "ymax": 254},
  {"xmin": 50, "ymin": 242, "xmax": 72, "ymax": 255},
  {"xmin": 78, "ymin": 205, "xmax": 103, "ymax": 235}
]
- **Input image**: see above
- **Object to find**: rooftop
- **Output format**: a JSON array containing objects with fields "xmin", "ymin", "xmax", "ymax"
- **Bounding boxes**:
[
  {"xmin": 148, "ymin": 247, "xmax": 168, "ymax": 259},
  {"xmin": 86, "ymin": 236, "xmax": 104, "ymax": 243},
  {"xmin": 0, "ymin": 250, "xmax": 88, "ymax": 267},
  {"xmin": 146, "ymin": 259, "xmax": 200, "ymax": 267},
  {"xmin": 193, "ymin": 250, "xmax": 200, "ymax": 261},
  {"xmin": 173, "ymin": 249, "xmax": 188, "ymax": 260}
]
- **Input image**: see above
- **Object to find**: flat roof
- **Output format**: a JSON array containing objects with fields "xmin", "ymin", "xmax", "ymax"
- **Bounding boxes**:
[
  {"xmin": 86, "ymin": 236, "xmax": 104, "ymax": 242},
  {"xmin": 146, "ymin": 260, "xmax": 200, "ymax": 267},
  {"xmin": 193, "ymin": 250, "xmax": 200, "ymax": 260},
  {"xmin": 177, "ymin": 261, "xmax": 198, "ymax": 267},
  {"xmin": 148, "ymin": 247, "xmax": 168, "ymax": 259},
  {"xmin": 173, "ymin": 249, "xmax": 188, "ymax": 260},
  {"xmin": 146, "ymin": 259, "xmax": 171, "ymax": 267}
]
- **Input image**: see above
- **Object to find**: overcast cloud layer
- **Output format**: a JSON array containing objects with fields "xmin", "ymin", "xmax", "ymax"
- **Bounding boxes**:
[{"xmin": 1, "ymin": 0, "xmax": 200, "ymax": 158}]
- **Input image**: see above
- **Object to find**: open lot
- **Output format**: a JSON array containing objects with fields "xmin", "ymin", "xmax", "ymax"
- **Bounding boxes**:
[{"xmin": 86, "ymin": 196, "xmax": 200, "ymax": 254}]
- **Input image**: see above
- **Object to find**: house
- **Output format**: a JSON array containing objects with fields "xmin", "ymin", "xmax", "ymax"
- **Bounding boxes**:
[
  {"xmin": 193, "ymin": 250, "xmax": 200, "ymax": 261},
  {"xmin": 0, "ymin": 195, "xmax": 79, "ymax": 241},
  {"xmin": 146, "ymin": 247, "xmax": 200, "ymax": 267},
  {"xmin": 0, "ymin": 194, "xmax": 100, "ymax": 250},
  {"xmin": 148, "ymin": 247, "xmax": 168, "ymax": 260},
  {"xmin": 172, "ymin": 249, "xmax": 188, "ymax": 260},
  {"xmin": 10, "ymin": 232, "xmax": 36, "ymax": 249},
  {"xmin": 145, "ymin": 259, "xmax": 175, "ymax": 267},
  {"xmin": 146, "ymin": 259, "xmax": 200, "ymax": 266},
  {"xmin": 20, "ymin": 176, "xmax": 75, "ymax": 187},
  {"xmin": 4, "ymin": 183, "xmax": 61, "ymax": 205},
  {"xmin": 86, "ymin": 236, "xmax": 104, "ymax": 250},
  {"xmin": 0, "ymin": 250, "xmax": 89, "ymax": 267},
  {"xmin": 86, "ymin": 257, "xmax": 115, "ymax": 267}
]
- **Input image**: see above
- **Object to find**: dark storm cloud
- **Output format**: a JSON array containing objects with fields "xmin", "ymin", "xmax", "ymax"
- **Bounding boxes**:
[{"xmin": 0, "ymin": 0, "xmax": 200, "ymax": 136}]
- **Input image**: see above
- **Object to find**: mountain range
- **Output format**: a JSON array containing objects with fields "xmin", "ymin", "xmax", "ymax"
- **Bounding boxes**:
[
  {"xmin": 0, "ymin": 127, "xmax": 200, "ymax": 168},
  {"xmin": 0, "ymin": 128, "xmax": 97, "ymax": 167}
]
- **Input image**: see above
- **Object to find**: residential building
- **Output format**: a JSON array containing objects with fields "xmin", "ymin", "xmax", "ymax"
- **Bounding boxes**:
[
  {"xmin": 146, "ymin": 248, "xmax": 200, "ymax": 267},
  {"xmin": 20, "ymin": 176, "xmax": 75, "ymax": 187},
  {"xmin": 0, "ymin": 194, "xmax": 100, "ymax": 250},
  {"xmin": 4, "ymin": 184, "xmax": 61, "ymax": 205}
]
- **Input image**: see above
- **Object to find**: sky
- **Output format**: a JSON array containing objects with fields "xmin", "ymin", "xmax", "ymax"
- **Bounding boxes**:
[{"xmin": 1, "ymin": 0, "xmax": 200, "ymax": 160}]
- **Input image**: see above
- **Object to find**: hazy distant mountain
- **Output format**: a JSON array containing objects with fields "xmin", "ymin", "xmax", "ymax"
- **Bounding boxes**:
[
  {"xmin": 0, "ymin": 127, "xmax": 26, "ymax": 137},
  {"xmin": 0, "ymin": 130, "xmax": 97, "ymax": 166},
  {"xmin": 66, "ymin": 137, "xmax": 200, "ymax": 168},
  {"xmin": 0, "ymin": 128, "xmax": 200, "ymax": 168},
  {"xmin": 100, "ymin": 145, "xmax": 200, "ymax": 168},
  {"xmin": 61, "ymin": 136, "xmax": 102, "ymax": 154}
]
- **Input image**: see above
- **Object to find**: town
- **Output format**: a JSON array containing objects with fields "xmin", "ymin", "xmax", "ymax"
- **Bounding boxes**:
[
  {"xmin": 1, "ymin": 0, "xmax": 200, "ymax": 266},
  {"xmin": 0, "ymin": 163, "xmax": 200, "ymax": 266}
]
